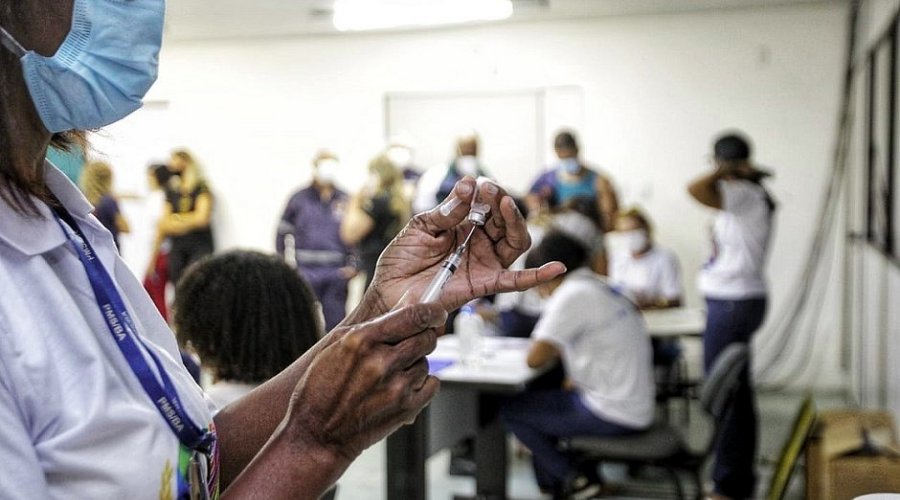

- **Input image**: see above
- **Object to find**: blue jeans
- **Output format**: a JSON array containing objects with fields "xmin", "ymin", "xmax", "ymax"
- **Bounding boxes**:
[
  {"xmin": 499, "ymin": 309, "xmax": 540, "ymax": 338},
  {"xmin": 704, "ymin": 297, "xmax": 767, "ymax": 500},
  {"xmin": 500, "ymin": 390, "xmax": 637, "ymax": 491}
]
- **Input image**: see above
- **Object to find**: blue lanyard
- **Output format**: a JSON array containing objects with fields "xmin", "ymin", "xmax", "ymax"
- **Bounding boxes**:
[{"xmin": 53, "ymin": 207, "xmax": 215, "ymax": 455}]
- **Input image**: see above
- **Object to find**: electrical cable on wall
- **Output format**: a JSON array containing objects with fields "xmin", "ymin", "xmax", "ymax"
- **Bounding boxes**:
[{"xmin": 753, "ymin": 0, "xmax": 863, "ymax": 388}]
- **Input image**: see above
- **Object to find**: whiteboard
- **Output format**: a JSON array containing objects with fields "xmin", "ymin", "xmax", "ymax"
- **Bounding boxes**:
[{"xmin": 385, "ymin": 87, "xmax": 583, "ymax": 196}]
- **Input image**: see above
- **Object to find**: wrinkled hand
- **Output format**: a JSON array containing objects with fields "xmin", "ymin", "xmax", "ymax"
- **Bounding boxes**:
[
  {"xmin": 350, "ymin": 177, "xmax": 565, "ymax": 321},
  {"xmin": 281, "ymin": 302, "xmax": 446, "ymax": 464}
]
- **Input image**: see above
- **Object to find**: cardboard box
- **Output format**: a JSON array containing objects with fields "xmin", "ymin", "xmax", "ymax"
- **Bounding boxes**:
[{"xmin": 806, "ymin": 409, "xmax": 900, "ymax": 500}]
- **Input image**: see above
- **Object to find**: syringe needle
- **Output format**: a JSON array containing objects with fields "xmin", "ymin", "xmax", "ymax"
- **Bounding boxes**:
[{"xmin": 461, "ymin": 225, "xmax": 477, "ymax": 248}]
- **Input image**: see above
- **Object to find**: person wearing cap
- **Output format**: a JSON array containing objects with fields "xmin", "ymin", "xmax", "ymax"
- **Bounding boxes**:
[
  {"xmin": 526, "ymin": 130, "xmax": 619, "ymax": 232},
  {"xmin": 276, "ymin": 150, "xmax": 357, "ymax": 331},
  {"xmin": 687, "ymin": 131, "xmax": 776, "ymax": 500}
]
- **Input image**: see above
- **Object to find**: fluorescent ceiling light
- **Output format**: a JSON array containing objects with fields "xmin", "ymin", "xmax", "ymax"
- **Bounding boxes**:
[{"xmin": 333, "ymin": 0, "xmax": 514, "ymax": 32}]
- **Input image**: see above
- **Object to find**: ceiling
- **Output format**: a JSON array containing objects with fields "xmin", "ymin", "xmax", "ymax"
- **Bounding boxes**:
[{"xmin": 164, "ymin": 0, "xmax": 839, "ymax": 42}]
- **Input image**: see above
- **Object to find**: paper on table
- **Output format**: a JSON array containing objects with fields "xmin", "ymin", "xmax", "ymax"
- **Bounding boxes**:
[{"xmin": 427, "ymin": 358, "xmax": 454, "ymax": 374}]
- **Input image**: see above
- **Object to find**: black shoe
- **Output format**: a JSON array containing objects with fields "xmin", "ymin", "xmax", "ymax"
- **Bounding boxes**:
[
  {"xmin": 447, "ymin": 438, "xmax": 476, "ymax": 476},
  {"xmin": 448, "ymin": 455, "xmax": 477, "ymax": 476},
  {"xmin": 558, "ymin": 474, "xmax": 603, "ymax": 500}
]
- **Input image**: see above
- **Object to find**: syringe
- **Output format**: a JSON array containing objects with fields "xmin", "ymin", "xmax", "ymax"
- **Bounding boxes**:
[
  {"xmin": 420, "ymin": 176, "xmax": 495, "ymax": 303},
  {"xmin": 419, "ymin": 225, "xmax": 478, "ymax": 303}
]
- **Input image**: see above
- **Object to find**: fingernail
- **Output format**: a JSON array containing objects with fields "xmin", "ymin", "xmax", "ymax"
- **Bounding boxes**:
[
  {"xmin": 458, "ymin": 182, "xmax": 473, "ymax": 195},
  {"xmin": 509, "ymin": 198, "xmax": 521, "ymax": 217},
  {"xmin": 439, "ymin": 196, "xmax": 461, "ymax": 216},
  {"xmin": 485, "ymin": 182, "xmax": 498, "ymax": 195}
]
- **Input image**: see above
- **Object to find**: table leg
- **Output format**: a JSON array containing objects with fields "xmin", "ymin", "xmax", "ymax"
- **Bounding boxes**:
[
  {"xmin": 474, "ymin": 397, "xmax": 507, "ymax": 500},
  {"xmin": 386, "ymin": 408, "xmax": 428, "ymax": 500}
]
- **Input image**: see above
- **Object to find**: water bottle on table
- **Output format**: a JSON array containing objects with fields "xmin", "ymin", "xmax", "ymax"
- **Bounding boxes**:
[{"xmin": 455, "ymin": 302, "xmax": 484, "ymax": 367}]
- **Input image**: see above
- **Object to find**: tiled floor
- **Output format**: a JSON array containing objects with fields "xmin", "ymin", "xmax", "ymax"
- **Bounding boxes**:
[{"xmin": 334, "ymin": 389, "xmax": 849, "ymax": 500}]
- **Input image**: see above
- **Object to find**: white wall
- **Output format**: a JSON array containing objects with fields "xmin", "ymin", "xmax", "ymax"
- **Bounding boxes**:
[
  {"xmin": 100, "ymin": 3, "xmax": 848, "ymax": 387},
  {"xmin": 845, "ymin": 0, "xmax": 900, "ymax": 418}
]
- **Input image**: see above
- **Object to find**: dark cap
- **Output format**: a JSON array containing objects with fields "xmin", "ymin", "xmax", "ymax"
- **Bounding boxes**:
[{"xmin": 713, "ymin": 133, "xmax": 751, "ymax": 161}]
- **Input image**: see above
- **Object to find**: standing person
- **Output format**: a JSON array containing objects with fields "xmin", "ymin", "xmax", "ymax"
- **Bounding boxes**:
[
  {"xmin": 527, "ymin": 130, "xmax": 619, "ymax": 232},
  {"xmin": 79, "ymin": 160, "xmax": 130, "ymax": 251},
  {"xmin": 412, "ymin": 131, "xmax": 489, "ymax": 213},
  {"xmin": 173, "ymin": 251, "xmax": 322, "ymax": 407},
  {"xmin": 0, "ymin": 2, "xmax": 565, "ymax": 497},
  {"xmin": 501, "ymin": 231, "xmax": 655, "ymax": 499},
  {"xmin": 386, "ymin": 136, "xmax": 422, "ymax": 184},
  {"xmin": 687, "ymin": 132, "xmax": 775, "ymax": 500},
  {"xmin": 277, "ymin": 151, "xmax": 357, "ymax": 331},
  {"xmin": 341, "ymin": 153, "xmax": 410, "ymax": 289},
  {"xmin": 158, "ymin": 149, "xmax": 214, "ymax": 287},
  {"xmin": 609, "ymin": 206, "xmax": 683, "ymax": 309},
  {"xmin": 142, "ymin": 163, "xmax": 176, "ymax": 320}
]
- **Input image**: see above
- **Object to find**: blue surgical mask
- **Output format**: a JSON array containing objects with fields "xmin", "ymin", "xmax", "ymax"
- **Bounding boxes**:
[
  {"xmin": 456, "ymin": 156, "xmax": 479, "ymax": 177},
  {"xmin": 0, "ymin": 0, "xmax": 165, "ymax": 133},
  {"xmin": 559, "ymin": 158, "xmax": 580, "ymax": 175}
]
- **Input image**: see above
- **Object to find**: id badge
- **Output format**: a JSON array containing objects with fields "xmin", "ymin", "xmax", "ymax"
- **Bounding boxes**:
[{"xmin": 188, "ymin": 451, "xmax": 210, "ymax": 500}]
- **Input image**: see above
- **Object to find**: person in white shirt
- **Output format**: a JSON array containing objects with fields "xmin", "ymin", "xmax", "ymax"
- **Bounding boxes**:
[
  {"xmin": 173, "ymin": 251, "xmax": 323, "ymax": 408},
  {"xmin": 609, "ymin": 206, "xmax": 685, "ymax": 373},
  {"xmin": 0, "ymin": 5, "xmax": 564, "ymax": 495},
  {"xmin": 609, "ymin": 207, "xmax": 683, "ymax": 309},
  {"xmin": 501, "ymin": 231, "xmax": 655, "ymax": 499},
  {"xmin": 687, "ymin": 132, "xmax": 775, "ymax": 500}
]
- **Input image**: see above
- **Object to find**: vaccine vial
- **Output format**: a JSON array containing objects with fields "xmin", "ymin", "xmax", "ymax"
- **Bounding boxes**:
[{"xmin": 468, "ymin": 176, "xmax": 494, "ymax": 226}]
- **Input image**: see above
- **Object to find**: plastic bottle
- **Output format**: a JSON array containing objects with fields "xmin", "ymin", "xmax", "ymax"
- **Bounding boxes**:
[{"xmin": 455, "ymin": 302, "xmax": 484, "ymax": 367}]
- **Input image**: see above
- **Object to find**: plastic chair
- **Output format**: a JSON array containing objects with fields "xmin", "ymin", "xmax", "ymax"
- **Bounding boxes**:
[{"xmin": 567, "ymin": 343, "xmax": 749, "ymax": 500}]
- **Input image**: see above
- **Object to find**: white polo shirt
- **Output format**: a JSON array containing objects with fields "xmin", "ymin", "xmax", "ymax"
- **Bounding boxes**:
[
  {"xmin": 0, "ymin": 163, "xmax": 217, "ymax": 499},
  {"xmin": 532, "ymin": 268, "xmax": 655, "ymax": 429},
  {"xmin": 698, "ymin": 180, "xmax": 774, "ymax": 300},
  {"xmin": 609, "ymin": 246, "xmax": 682, "ymax": 304}
]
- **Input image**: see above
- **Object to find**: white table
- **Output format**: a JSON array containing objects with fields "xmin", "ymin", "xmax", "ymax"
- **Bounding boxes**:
[
  {"xmin": 642, "ymin": 307, "xmax": 706, "ymax": 338},
  {"xmin": 386, "ymin": 336, "xmax": 549, "ymax": 500},
  {"xmin": 428, "ymin": 336, "xmax": 543, "ymax": 390}
]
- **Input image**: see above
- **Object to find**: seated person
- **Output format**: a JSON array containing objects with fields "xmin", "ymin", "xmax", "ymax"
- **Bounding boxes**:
[
  {"xmin": 526, "ymin": 130, "xmax": 619, "ymax": 232},
  {"xmin": 173, "ymin": 250, "xmax": 322, "ymax": 407},
  {"xmin": 494, "ymin": 196, "xmax": 605, "ymax": 339},
  {"xmin": 500, "ymin": 231, "xmax": 655, "ymax": 499},
  {"xmin": 608, "ymin": 207, "xmax": 682, "ymax": 309},
  {"xmin": 609, "ymin": 207, "xmax": 683, "ymax": 365}
]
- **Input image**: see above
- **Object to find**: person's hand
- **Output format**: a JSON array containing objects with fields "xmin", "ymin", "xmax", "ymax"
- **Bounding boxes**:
[
  {"xmin": 716, "ymin": 160, "xmax": 771, "ymax": 183},
  {"xmin": 339, "ymin": 266, "xmax": 359, "ymax": 280},
  {"xmin": 222, "ymin": 303, "xmax": 446, "ymax": 498},
  {"xmin": 348, "ymin": 177, "xmax": 565, "ymax": 322},
  {"xmin": 736, "ymin": 162, "xmax": 772, "ymax": 182},
  {"xmin": 281, "ymin": 302, "xmax": 446, "ymax": 464}
]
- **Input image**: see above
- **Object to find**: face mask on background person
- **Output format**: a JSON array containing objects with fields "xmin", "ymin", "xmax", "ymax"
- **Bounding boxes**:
[
  {"xmin": 559, "ymin": 158, "xmax": 580, "ymax": 175},
  {"xmin": 387, "ymin": 146, "xmax": 412, "ymax": 168},
  {"xmin": 317, "ymin": 159, "xmax": 340, "ymax": 184},
  {"xmin": 623, "ymin": 229, "xmax": 650, "ymax": 254},
  {"xmin": 456, "ymin": 155, "xmax": 478, "ymax": 177},
  {"xmin": 0, "ymin": 0, "xmax": 165, "ymax": 133}
]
